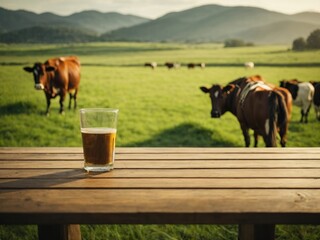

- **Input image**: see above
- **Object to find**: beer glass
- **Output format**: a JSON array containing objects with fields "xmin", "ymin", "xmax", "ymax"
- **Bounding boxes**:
[{"xmin": 80, "ymin": 108, "xmax": 119, "ymax": 172}]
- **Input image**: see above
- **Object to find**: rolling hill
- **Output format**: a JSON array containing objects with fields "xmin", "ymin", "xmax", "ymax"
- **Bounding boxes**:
[
  {"xmin": 0, "ymin": 5, "xmax": 319, "ymax": 44},
  {"xmin": 102, "ymin": 4, "xmax": 320, "ymax": 44},
  {"xmin": 237, "ymin": 20, "xmax": 320, "ymax": 44},
  {"xmin": 65, "ymin": 10, "xmax": 149, "ymax": 34},
  {"xmin": 0, "ymin": 7, "xmax": 149, "ymax": 36}
]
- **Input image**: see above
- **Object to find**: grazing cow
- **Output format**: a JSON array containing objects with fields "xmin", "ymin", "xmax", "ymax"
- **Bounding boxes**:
[
  {"xmin": 232, "ymin": 75, "xmax": 292, "ymax": 147},
  {"xmin": 23, "ymin": 56, "xmax": 81, "ymax": 115},
  {"xmin": 280, "ymin": 80, "xmax": 314, "ymax": 123},
  {"xmin": 187, "ymin": 63, "xmax": 206, "ymax": 69},
  {"xmin": 144, "ymin": 62, "xmax": 157, "ymax": 69},
  {"xmin": 244, "ymin": 62, "xmax": 254, "ymax": 69},
  {"xmin": 200, "ymin": 78, "xmax": 288, "ymax": 147},
  {"xmin": 165, "ymin": 62, "xmax": 180, "ymax": 69},
  {"xmin": 310, "ymin": 81, "xmax": 320, "ymax": 121}
]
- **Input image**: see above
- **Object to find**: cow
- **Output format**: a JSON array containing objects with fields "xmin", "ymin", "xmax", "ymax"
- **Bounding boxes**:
[
  {"xmin": 247, "ymin": 75, "xmax": 292, "ymax": 119},
  {"xmin": 187, "ymin": 63, "xmax": 206, "ymax": 69},
  {"xmin": 280, "ymin": 80, "xmax": 314, "ymax": 123},
  {"xmin": 144, "ymin": 62, "xmax": 157, "ymax": 69},
  {"xmin": 244, "ymin": 62, "xmax": 254, "ymax": 69},
  {"xmin": 232, "ymin": 75, "xmax": 292, "ymax": 147},
  {"xmin": 200, "ymin": 77, "xmax": 288, "ymax": 147},
  {"xmin": 23, "ymin": 56, "xmax": 81, "ymax": 115},
  {"xmin": 249, "ymin": 77, "xmax": 292, "ymax": 120},
  {"xmin": 310, "ymin": 81, "xmax": 320, "ymax": 121},
  {"xmin": 164, "ymin": 62, "xmax": 180, "ymax": 69}
]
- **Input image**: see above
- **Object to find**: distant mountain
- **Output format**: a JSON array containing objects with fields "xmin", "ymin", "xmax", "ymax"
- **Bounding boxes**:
[
  {"xmin": 292, "ymin": 12, "xmax": 320, "ymax": 24},
  {"xmin": 1, "ymin": 5, "xmax": 320, "ymax": 44},
  {"xmin": 65, "ymin": 10, "xmax": 149, "ymax": 34},
  {"xmin": 102, "ymin": 4, "xmax": 320, "ymax": 44},
  {"xmin": 0, "ymin": 8, "xmax": 72, "ymax": 32},
  {"xmin": 0, "ymin": 7, "xmax": 149, "ymax": 35},
  {"xmin": 237, "ymin": 20, "xmax": 320, "ymax": 44}
]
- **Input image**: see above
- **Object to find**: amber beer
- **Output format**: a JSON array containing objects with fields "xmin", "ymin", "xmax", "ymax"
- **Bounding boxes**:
[
  {"xmin": 81, "ymin": 128, "xmax": 116, "ymax": 171},
  {"xmin": 80, "ymin": 108, "xmax": 118, "ymax": 172}
]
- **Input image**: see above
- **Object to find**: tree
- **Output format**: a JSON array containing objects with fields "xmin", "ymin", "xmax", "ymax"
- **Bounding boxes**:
[
  {"xmin": 306, "ymin": 29, "xmax": 320, "ymax": 49},
  {"xmin": 224, "ymin": 39, "xmax": 254, "ymax": 48},
  {"xmin": 292, "ymin": 37, "xmax": 307, "ymax": 51}
]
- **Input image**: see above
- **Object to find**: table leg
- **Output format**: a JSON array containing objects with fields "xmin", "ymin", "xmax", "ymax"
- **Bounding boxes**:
[
  {"xmin": 38, "ymin": 224, "xmax": 81, "ymax": 240},
  {"xmin": 238, "ymin": 224, "xmax": 275, "ymax": 240}
]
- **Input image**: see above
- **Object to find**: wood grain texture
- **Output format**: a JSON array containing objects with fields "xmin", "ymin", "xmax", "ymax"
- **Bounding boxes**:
[{"xmin": 0, "ymin": 147, "xmax": 320, "ymax": 225}]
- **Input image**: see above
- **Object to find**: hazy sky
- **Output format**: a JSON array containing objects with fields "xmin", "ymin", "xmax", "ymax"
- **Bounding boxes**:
[{"xmin": 0, "ymin": 0, "xmax": 319, "ymax": 19}]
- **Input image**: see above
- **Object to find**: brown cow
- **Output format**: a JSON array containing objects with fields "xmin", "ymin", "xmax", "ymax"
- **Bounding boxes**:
[
  {"xmin": 23, "ymin": 56, "xmax": 81, "ymax": 115},
  {"xmin": 200, "ymin": 77, "xmax": 288, "ymax": 147},
  {"xmin": 164, "ymin": 62, "xmax": 180, "ymax": 69},
  {"xmin": 144, "ymin": 62, "xmax": 157, "ymax": 69},
  {"xmin": 187, "ymin": 63, "xmax": 205, "ymax": 69},
  {"xmin": 247, "ymin": 75, "xmax": 292, "ymax": 119},
  {"xmin": 235, "ymin": 75, "xmax": 292, "ymax": 147}
]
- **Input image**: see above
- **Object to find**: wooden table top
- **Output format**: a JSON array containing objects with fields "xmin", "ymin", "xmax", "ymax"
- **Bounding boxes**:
[{"xmin": 0, "ymin": 147, "xmax": 320, "ymax": 225}]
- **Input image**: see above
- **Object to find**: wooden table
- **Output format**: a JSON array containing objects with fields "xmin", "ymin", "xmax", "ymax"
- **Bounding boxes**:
[{"xmin": 1, "ymin": 147, "xmax": 320, "ymax": 240}]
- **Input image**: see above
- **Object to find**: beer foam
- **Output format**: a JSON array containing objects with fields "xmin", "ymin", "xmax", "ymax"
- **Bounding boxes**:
[{"xmin": 81, "ymin": 128, "xmax": 117, "ymax": 134}]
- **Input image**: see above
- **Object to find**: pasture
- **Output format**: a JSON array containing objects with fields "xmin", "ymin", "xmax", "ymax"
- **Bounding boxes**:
[
  {"xmin": 0, "ymin": 42, "xmax": 319, "ymax": 147},
  {"xmin": 0, "ymin": 42, "xmax": 320, "ymax": 239}
]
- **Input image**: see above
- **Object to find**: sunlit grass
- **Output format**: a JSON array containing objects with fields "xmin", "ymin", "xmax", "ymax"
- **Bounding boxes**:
[{"xmin": 2, "ymin": 62, "xmax": 319, "ymax": 147}]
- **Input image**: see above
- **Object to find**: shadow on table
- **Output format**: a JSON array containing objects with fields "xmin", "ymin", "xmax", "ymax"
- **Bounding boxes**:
[
  {"xmin": 126, "ymin": 123, "xmax": 237, "ymax": 147},
  {"xmin": 0, "ymin": 168, "xmax": 100, "ymax": 192}
]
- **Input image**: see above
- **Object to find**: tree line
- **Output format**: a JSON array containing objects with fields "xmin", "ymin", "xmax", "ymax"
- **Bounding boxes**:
[
  {"xmin": 223, "ymin": 29, "xmax": 320, "ymax": 51},
  {"xmin": 292, "ymin": 29, "xmax": 320, "ymax": 51}
]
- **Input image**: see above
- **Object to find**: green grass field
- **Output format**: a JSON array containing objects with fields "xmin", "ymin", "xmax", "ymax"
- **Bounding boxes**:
[{"xmin": 0, "ymin": 42, "xmax": 320, "ymax": 239}]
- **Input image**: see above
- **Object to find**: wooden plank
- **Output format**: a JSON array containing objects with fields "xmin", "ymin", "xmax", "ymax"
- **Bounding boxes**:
[
  {"xmin": 3, "ymin": 189, "xmax": 319, "ymax": 213},
  {"xmin": 1, "ymin": 189, "xmax": 320, "ymax": 224},
  {"xmin": 0, "ymin": 161, "xmax": 82, "ymax": 169},
  {"xmin": 1, "ymin": 160, "xmax": 320, "ymax": 169},
  {"xmin": 1, "ymin": 178, "xmax": 320, "ymax": 189},
  {"xmin": 0, "ymin": 147, "xmax": 82, "ymax": 154},
  {"xmin": 1, "ymin": 147, "xmax": 319, "ymax": 154},
  {"xmin": 117, "ymin": 147, "xmax": 320, "ymax": 154},
  {"xmin": 0, "ymin": 153, "xmax": 83, "ymax": 160},
  {"xmin": 1, "ymin": 152, "xmax": 319, "ymax": 160},
  {"xmin": 1, "ymin": 168, "xmax": 319, "ymax": 179},
  {"xmin": 114, "ymin": 153, "xmax": 320, "ymax": 160}
]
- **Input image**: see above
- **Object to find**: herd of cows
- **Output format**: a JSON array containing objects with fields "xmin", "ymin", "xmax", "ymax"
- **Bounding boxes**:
[
  {"xmin": 145, "ymin": 62, "xmax": 206, "ymax": 69},
  {"xmin": 144, "ymin": 61, "xmax": 254, "ymax": 69},
  {"xmin": 201, "ymin": 75, "xmax": 319, "ymax": 147},
  {"xmin": 23, "ymin": 56, "xmax": 319, "ymax": 147}
]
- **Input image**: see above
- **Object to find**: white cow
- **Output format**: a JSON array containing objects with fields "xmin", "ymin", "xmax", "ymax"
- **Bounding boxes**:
[
  {"xmin": 280, "ymin": 80, "xmax": 315, "ymax": 123},
  {"xmin": 144, "ymin": 62, "xmax": 157, "ymax": 69},
  {"xmin": 244, "ymin": 62, "xmax": 254, "ymax": 69}
]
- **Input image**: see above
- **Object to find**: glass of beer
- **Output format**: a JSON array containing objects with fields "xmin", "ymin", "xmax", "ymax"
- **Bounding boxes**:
[{"xmin": 80, "ymin": 108, "xmax": 119, "ymax": 172}]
